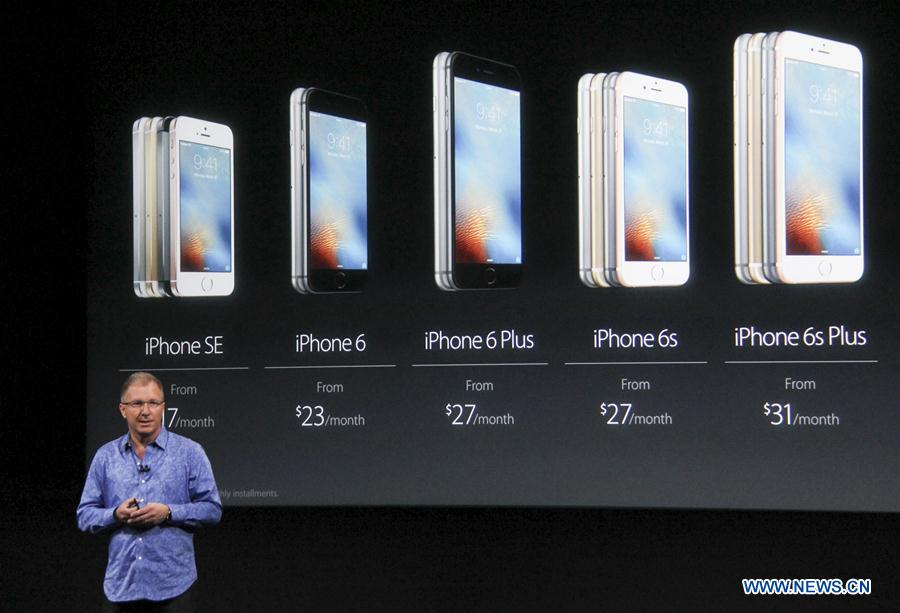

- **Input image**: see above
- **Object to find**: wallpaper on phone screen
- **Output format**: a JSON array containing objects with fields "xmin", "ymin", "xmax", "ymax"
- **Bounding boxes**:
[
  {"xmin": 309, "ymin": 112, "xmax": 368, "ymax": 270},
  {"xmin": 784, "ymin": 60, "xmax": 861, "ymax": 256},
  {"xmin": 178, "ymin": 141, "xmax": 232, "ymax": 272},
  {"xmin": 623, "ymin": 97, "xmax": 687, "ymax": 262},
  {"xmin": 453, "ymin": 77, "xmax": 521, "ymax": 264}
]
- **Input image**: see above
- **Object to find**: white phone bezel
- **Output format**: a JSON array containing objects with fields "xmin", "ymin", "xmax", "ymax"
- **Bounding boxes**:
[
  {"xmin": 169, "ymin": 116, "xmax": 235, "ymax": 297},
  {"xmin": 773, "ymin": 31, "xmax": 864, "ymax": 284},
  {"xmin": 613, "ymin": 71, "xmax": 690, "ymax": 287}
]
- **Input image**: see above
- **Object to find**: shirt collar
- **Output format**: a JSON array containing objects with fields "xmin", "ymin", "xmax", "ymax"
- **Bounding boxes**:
[{"xmin": 121, "ymin": 427, "xmax": 169, "ymax": 451}]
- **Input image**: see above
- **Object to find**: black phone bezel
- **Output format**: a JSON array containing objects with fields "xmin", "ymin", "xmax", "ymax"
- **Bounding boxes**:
[
  {"xmin": 304, "ymin": 88, "xmax": 369, "ymax": 293},
  {"xmin": 447, "ymin": 52, "xmax": 523, "ymax": 290}
]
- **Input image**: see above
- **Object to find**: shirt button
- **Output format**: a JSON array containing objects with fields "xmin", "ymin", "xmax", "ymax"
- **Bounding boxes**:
[
  {"xmin": 138, "ymin": 556, "xmax": 142, "ymax": 560},
  {"xmin": 141, "ymin": 480, "xmax": 145, "ymax": 483},
  {"xmin": 138, "ymin": 538, "xmax": 142, "ymax": 542}
]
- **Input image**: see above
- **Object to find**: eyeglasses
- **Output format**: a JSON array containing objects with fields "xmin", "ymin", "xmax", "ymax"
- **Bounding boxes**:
[{"xmin": 120, "ymin": 400, "xmax": 165, "ymax": 409}]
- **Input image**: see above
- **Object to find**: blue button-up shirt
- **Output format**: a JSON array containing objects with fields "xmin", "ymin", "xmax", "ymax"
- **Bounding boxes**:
[{"xmin": 77, "ymin": 428, "xmax": 222, "ymax": 602}]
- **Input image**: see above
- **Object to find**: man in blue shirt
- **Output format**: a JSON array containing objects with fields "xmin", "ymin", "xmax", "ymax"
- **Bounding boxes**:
[{"xmin": 77, "ymin": 372, "xmax": 222, "ymax": 612}]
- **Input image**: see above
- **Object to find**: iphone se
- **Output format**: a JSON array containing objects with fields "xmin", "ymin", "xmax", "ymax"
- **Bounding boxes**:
[{"xmin": 169, "ymin": 116, "xmax": 235, "ymax": 297}]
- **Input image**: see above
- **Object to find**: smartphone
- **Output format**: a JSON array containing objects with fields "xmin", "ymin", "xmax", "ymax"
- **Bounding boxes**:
[
  {"xmin": 587, "ymin": 72, "xmax": 609, "ymax": 287},
  {"xmin": 733, "ymin": 34, "xmax": 752, "ymax": 283},
  {"xmin": 155, "ymin": 117, "xmax": 174, "ymax": 297},
  {"xmin": 433, "ymin": 51, "xmax": 523, "ymax": 290},
  {"xmin": 290, "ymin": 88, "xmax": 368, "ymax": 293},
  {"xmin": 433, "ymin": 53, "xmax": 453, "ymax": 291},
  {"xmin": 761, "ymin": 31, "xmax": 780, "ymax": 283},
  {"xmin": 601, "ymin": 72, "xmax": 622, "ymax": 287},
  {"xmin": 612, "ymin": 72, "xmax": 690, "ymax": 287},
  {"xmin": 745, "ymin": 33, "xmax": 772, "ymax": 284},
  {"xmin": 144, "ymin": 118, "xmax": 162, "ymax": 297},
  {"xmin": 735, "ymin": 33, "xmax": 774, "ymax": 285},
  {"xmin": 590, "ymin": 72, "xmax": 610, "ymax": 287},
  {"xmin": 578, "ymin": 73, "xmax": 598, "ymax": 287},
  {"xmin": 772, "ymin": 31, "xmax": 863, "ymax": 283},
  {"xmin": 169, "ymin": 116, "xmax": 235, "ymax": 297},
  {"xmin": 132, "ymin": 118, "xmax": 150, "ymax": 298}
]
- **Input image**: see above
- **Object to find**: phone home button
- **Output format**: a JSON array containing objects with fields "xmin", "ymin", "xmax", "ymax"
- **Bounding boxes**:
[
  {"xmin": 201, "ymin": 277, "xmax": 214, "ymax": 292},
  {"xmin": 335, "ymin": 272, "xmax": 347, "ymax": 290},
  {"xmin": 484, "ymin": 267, "xmax": 497, "ymax": 286},
  {"xmin": 651, "ymin": 265, "xmax": 665, "ymax": 281},
  {"xmin": 818, "ymin": 261, "xmax": 833, "ymax": 277}
]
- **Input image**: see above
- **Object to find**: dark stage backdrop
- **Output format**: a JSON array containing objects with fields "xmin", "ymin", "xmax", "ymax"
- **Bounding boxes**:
[{"xmin": 3, "ymin": 1, "xmax": 898, "ymax": 610}]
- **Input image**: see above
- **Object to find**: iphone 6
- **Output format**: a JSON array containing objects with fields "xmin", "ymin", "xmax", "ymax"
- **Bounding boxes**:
[{"xmin": 291, "ymin": 88, "xmax": 368, "ymax": 293}]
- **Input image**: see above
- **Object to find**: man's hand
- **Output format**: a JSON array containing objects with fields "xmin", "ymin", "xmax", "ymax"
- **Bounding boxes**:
[
  {"xmin": 115, "ymin": 497, "xmax": 140, "ymax": 523},
  {"xmin": 126, "ymin": 502, "xmax": 171, "ymax": 526}
]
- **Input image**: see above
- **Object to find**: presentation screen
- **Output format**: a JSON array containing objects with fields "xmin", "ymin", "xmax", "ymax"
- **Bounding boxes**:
[{"xmin": 86, "ymin": 12, "xmax": 898, "ymax": 511}]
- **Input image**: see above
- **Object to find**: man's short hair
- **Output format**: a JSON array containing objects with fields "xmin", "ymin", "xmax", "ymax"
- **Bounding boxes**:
[{"xmin": 120, "ymin": 372, "xmax": 164, "ymax": 401}]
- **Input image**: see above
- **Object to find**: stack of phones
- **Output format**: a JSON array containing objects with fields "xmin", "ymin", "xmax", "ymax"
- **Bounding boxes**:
[
  {"xmin": 733, "ymin": 31, "xmax": 863, "ymax": 284},
  {"xmin": 433, "ymin": 51, "xmax": 523, "ymax": 290},
  {"xmin": 132, "ymin": 116, "xmax": 234, "ymax": 297},
  {"xmin": 290, "ymin": 88, "xmax": 368, "ymax": 294},
  {"xmin": 578, "ymin": 71, "xmax": 690, "ymax": 288}
]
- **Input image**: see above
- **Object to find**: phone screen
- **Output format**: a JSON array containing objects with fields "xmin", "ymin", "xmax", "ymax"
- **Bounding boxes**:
[
  {"xmin": 623, "ymin": 97, "xmax": 687, "ymax": 262},
  {"xmin": 784, "ymin": 59, "xmax": 861, "ymax": 256},
  {"xmin": 308, "ymin": 111, "xmax": 368, "ymax": 271},
  {"xmin": 453, "ymin": 77, "xmax": 521, "ymax": 265},
  {"xmin": 178, "ymin": 141, "xmax": 232, "ymax": 272}
]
